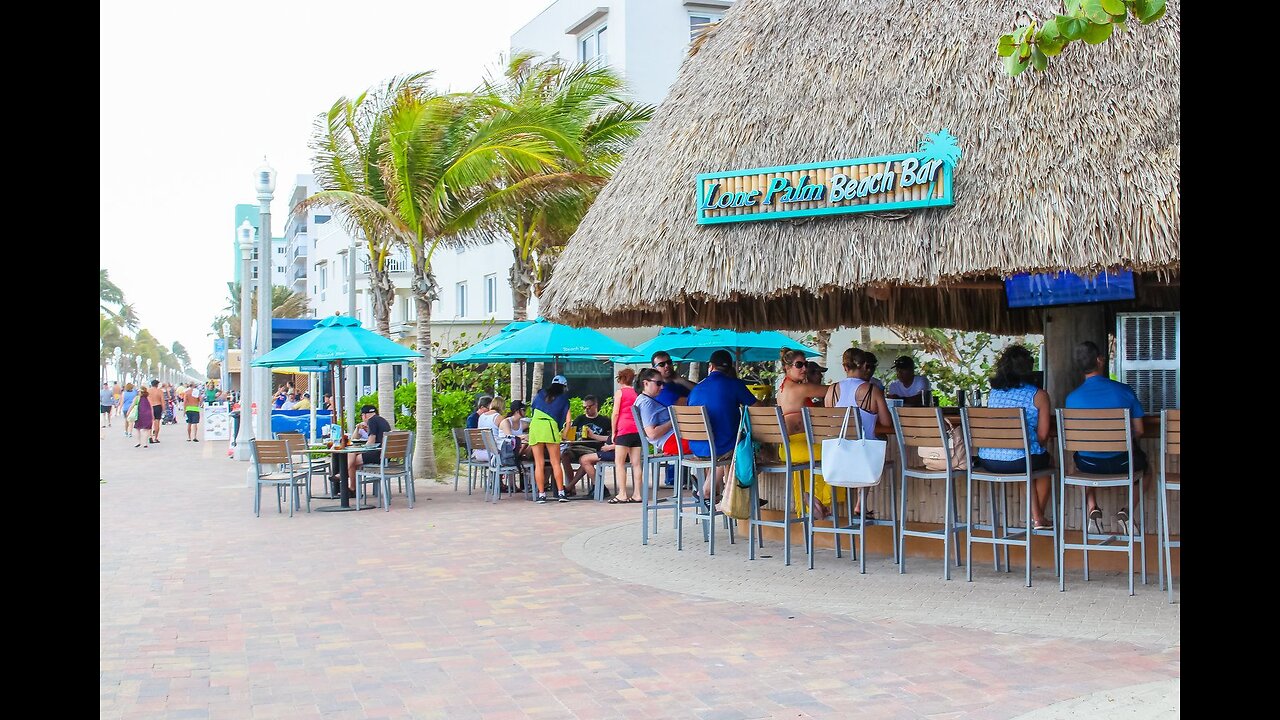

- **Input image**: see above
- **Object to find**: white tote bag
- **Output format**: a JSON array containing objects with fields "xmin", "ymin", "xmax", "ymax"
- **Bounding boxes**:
[{"xmin": 820, "ymin": 409, "xmax": 887, "ymax": 488}]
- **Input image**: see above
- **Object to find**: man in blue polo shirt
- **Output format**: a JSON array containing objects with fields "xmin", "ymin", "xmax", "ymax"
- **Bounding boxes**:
[
  {"xmin": 1064, "ymin": 340, "xmax": 1146, "ymax": 535},
  {"xmin": 687, "ymin": 349, "xmax": 757, "ymax": 499}
]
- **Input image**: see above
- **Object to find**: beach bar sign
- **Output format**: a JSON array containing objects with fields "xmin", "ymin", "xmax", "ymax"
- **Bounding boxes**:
[{"xmin": 695, "ymin": 130, "xmax": 961, "ymax": 225}]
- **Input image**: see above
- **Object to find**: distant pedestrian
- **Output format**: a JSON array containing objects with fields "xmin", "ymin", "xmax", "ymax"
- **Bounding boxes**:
[
  {"xmin": 134, "ymin": 387, "xmax": 154, "ymax": 448},
  {"xmin": 100, "ymin": 383, "xmax": 115, "ymax": 427},
  {"xmin": 184, "ymin": 383, "xmax": 202, "ymax": 442},
  {"xmin": 120, "ymin": 383, "xmax": 139, "ymax": 437},
  {"xmin": 149, "ymin": 380, "xmax": 164, "ymax": 443}
]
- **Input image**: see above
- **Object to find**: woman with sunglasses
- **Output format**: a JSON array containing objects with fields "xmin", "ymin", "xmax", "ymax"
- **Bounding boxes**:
[
  {"xmin": 778, "ymin": 350, "xmax": 834, "ymax": 520},
  {"xmin": 633, "ymin": 368, "xmax": 685, "ymax": 456}
]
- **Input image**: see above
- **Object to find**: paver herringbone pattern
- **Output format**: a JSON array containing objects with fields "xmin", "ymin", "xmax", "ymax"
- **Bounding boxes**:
[{"xmin": 100, "ymin": 427, "xmax": 1178, "ymax": 719}]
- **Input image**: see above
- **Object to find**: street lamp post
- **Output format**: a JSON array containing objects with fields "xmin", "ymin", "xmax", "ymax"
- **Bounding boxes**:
[
  {"xmin": 135, "ymin": 355, "xmax": 142, "ymax": 386},
  {"xmin": 254, "ymin": 158, "xmax": 276, "ymax": 445},
  {"xmin": 113, "ymin": 346, "xmax": 121, "ymax": 384},
  {"xmin": 236, "ymin": 219, "xmax": 255, "ymax": 465},
  {"xmin": 221, "ymin": 321, "xmax": 231, "ymax": 397}
]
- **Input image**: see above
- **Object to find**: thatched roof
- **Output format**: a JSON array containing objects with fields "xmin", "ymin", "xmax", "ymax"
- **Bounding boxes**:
[{"xmin": 542, "ymin": 0, "xmax": 1180, "ymax": 334}]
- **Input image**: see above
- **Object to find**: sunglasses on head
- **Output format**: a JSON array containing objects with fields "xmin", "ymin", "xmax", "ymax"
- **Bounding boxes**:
[{"xmin": 653, "ymin": 360, "xmax": 671, "ymax": 367}]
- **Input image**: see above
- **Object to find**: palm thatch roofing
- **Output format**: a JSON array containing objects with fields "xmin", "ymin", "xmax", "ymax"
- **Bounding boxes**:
[{"xmin": 542, "ymin": 0, "xmax": 1180, "ymax": 334}]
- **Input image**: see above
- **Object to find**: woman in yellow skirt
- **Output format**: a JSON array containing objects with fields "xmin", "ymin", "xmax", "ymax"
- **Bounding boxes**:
[
  {"xmin": 529, "ymin": 375, "xmax": 572, "ymax": 503},
  {"xmin": 776, "ymin": 350, "xmax": 832, "ymax": 520}
]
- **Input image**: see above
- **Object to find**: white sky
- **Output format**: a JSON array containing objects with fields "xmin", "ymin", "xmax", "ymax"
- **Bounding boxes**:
[{"xmin": 100, "ymin": 0, "xmax": 544, "ymax": 369}]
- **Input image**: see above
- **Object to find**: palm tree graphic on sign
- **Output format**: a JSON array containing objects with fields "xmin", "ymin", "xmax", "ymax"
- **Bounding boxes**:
[{"xmin": 917, "ymin": 130, "xmax": 962, "ymax": 204}]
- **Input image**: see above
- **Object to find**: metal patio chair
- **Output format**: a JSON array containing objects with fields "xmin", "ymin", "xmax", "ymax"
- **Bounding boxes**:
[
  {"xmin": 890, "ymin": 407, "xmax": 967, "ymax": 580},
  {"xmin": 251, "ymin": 438, "xmax": 310, "ymax": 517},
  {"xmin": 742, "ymin": 405, "xmax": 810, "ymax": 566},
  {"xmin": 960, "ymin": 408, "xmax": 1059, "ymax": 587},
  {"xmin": 1158, "ymin": 409, "xmax": 1180, "ymax": 603},
  {"xmin": 669, "ymin": 405, "xmax": 736, "ymax": 555},
  {"xmin": 354, "ymin": 430, "xmax": 412, "ymax": 511},
  {"xmin": 1055, "ymin": 408, "xmax": 1148, "ymax": 595}
]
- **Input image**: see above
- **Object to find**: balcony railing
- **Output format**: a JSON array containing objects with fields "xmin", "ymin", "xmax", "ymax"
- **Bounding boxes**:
[{"xmin": 291, "ymin": 244, "xmax": 307, "ymax": 262}]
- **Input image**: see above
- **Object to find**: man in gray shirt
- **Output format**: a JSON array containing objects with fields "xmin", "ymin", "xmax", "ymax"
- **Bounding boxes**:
[{"xmin": 101, "ymin": 383, "xmax": 116, "ymax": 428}]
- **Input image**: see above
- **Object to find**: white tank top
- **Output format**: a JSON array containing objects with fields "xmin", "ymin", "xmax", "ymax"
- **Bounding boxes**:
[{"xmin": 833, "ymin": 377, "xmax": 880, "ymax": 439}]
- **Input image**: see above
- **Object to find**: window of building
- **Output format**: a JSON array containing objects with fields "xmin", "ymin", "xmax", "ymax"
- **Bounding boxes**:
[
  {"xmin": 579, "ymin": 23, "xmax": 607, "ymax": 63},
  {"xmin": 455, "ymin": 282, "xmax": 467, "ymax": 318},
  {"xmin": 252, "ymin": 247, "xmax": 259, "ymax": 261},
  {"xmin": 689, "ymin": 13, "xmax": 722, "ymax": 41},
  {"xmin": 484, "ymin": 274, "xmax": 498, "ymax": 314},
  {"xmin": 277, "ymin": 246, "xmax": 286, "ymax": 254},
  {"xmin": 251, "ymin": 267, "xmax": 258, "ymax": 280},
  {"xmin": 277, "ymin": 265, "xmax": 285, "ymax": 274},
  {"xmin": 315, "ymin": 214, "xmax": 331, "ymax": 224},
  {"xmin": 341, "ymin": 253, "xmax": 349, "ymax": 294}
]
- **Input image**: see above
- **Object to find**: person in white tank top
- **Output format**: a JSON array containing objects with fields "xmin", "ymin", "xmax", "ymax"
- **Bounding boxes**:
[{"xmin": 824, "ymin": 348, "xmax": 892, "ymax": 517}]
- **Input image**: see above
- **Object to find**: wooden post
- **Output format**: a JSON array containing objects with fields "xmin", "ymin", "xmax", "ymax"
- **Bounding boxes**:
[{"xmin": 1043, "ymin": 305, "xmax": 1107, "ymax": 408}]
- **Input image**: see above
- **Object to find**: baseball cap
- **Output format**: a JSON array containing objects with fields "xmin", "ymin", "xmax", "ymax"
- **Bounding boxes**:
[
  {"xmin": 891, "ymin": 355, "xmax": 915, "ymax": 369},
  {"xmin": 509, "ymin": 400, "xmax": 526, "ymax": 413},
  {"xmin": 551, "ymin": 374, "xmax": 568, "ymax": 386},
  {"xmin": 709, "ymin": 349, "xmax": 734, "ymax": 368},
  {"xmin": 360, "ymin": 404, "xmax": 378, "ymax": 414},
  {"xmin": 806, "ymin": 361, "xmax": 828, "ymax": 374}
]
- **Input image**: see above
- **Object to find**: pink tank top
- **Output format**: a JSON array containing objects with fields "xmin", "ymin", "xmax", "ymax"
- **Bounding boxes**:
[{"xmin": 615, "ymin": 387, "xmax": 639, "ymax": 436}]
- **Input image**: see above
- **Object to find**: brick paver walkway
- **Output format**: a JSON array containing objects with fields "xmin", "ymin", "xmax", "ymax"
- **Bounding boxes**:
[{"xmin": 100, "ymin": 426, "xmax": 1179, "ymax": 719}]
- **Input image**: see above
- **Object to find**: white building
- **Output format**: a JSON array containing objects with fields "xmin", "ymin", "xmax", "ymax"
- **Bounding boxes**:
[{"xmin": 428, "ymin": 0, "xmax": 735, "ymax": 341}]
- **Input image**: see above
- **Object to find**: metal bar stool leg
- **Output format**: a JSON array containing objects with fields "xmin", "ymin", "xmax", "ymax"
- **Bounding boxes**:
[
  {"xmin": 999, "ymin": 483, "xmax": 1011, "ymax": 572},
  {"xmin": 965, "ymin": 473, "xmax": 974, "ymax": 582},
  {"xmin": 1139, "ymin": 476, "xmax": 1148, "ymax": 585},
  {"xmin": 898, "ymin": 473, "xmax": 909, "ymax": 576}
]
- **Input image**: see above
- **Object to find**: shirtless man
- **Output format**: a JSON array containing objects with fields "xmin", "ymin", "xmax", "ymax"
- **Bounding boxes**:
[{"xmin": 149, "ymin": 380, "xmax": 164, "ymax": 443}]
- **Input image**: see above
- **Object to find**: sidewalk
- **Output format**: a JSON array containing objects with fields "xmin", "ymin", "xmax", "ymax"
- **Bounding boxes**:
[{"xmin": 100, "ymin": 425, "xmax": 1179, "ymax": 719}]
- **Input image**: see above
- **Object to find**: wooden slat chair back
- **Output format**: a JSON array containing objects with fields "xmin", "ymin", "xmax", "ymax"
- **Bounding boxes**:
[
  {"xmin": 889, "ymin": 406, "xmax": 965, "ymax": 579},
  {"xmin": 1159, "ymin": 409, "xmax": 1181, "ymax": 602},
  {"xmin": 1054, "ymin": 407, "xmax": 1147, "ymax": 595},
  {"xmin": 668, "ymin": 404, "xmax": 734, "ymax": 555},
  {"xmin": 959, "ymin": 407, "xmax": 1058, "ymax": 588},
  {"xmin": 803, "ymin": 406, "xmax": 859, "ymax": 445},
  {"xmin": 740, "ymin": 404, "xmax": 808, "ymax": 566}
]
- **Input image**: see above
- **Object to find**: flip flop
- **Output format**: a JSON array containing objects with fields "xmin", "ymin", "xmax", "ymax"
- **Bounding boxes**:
[
  {"xmin": 607, "ymin": 497, "xmax": 626, "ymax": 504},
  {"xmin": 626, "ymin": 498, "xmax": 642, "ymax": 503}
]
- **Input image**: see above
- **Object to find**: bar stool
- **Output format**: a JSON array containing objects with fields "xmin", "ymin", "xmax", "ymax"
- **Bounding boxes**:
[
  {"xmin": 1158, "ymin": 409, "xmax": 1180, "ymax": 603},
  {"xmin": 1055, "ymin": 408, "xmax": 1148, "ymax": 595},
  {"xmin": 742, "ymin": 405, "xmax": 810, "ymax": 566},
  {"xmin": 669, "ymin": 405, "xmax": 736, "ymax": 555},
  {"xmin": 806, "ymin": 407, "xmax": 901, "ymax": 571},
  {"xmin": 890, "ymin": 407, "xmax": 966, "ymax": 579},
  {"xmin": 960, "ymin": 408, "xmax": 1059, "ymax": 587},
  {"xmin": 633, "ymin": 405, "xmax": 681, "ymax": 545}
]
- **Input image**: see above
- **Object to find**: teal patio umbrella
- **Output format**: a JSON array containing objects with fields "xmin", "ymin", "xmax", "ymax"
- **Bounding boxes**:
[
  {"xmin": 476, "ymin": 317, "xmax": 637, "ymax": 370},
  {"xmin": 442, "ymin": 321, "xmax": 533, "ymax": 364},
  {"xmin": 632, "ymin": 326, "xmax": 820, "ymax": 364},
  {"xmin": 252, "ymin": 315, "xmax": 420, "ymax": 433}
]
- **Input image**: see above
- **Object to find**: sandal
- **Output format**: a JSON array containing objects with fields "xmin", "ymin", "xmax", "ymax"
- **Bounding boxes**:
[
  {"xmin": 1033, "ymin": 518, "xmax": 1054, "ymax": 531},
  {"xmin": 626, "ymin": 498, "xmax": 642, "ymax": 503},
  {"xmin": 607, "ymin": 497, "xmax": 626, "ymax": 504}
]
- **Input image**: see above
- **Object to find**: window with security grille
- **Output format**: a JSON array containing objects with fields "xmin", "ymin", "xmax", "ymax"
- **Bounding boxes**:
[{"xmin": 1115, "ymin": 312, "xmax": 1179, "ymax": 413}]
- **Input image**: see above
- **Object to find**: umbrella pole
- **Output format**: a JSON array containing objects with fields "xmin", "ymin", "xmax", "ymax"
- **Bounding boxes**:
[{"xmin": 309, "ymin": 371, "xmax": 317, "ymax": 441}]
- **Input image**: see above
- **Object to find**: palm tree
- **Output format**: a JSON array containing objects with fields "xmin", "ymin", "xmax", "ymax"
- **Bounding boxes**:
[
  {"xmin": 100, "ymin": 269, "xmax": 140, "ymax": 331},
  {"xmin": 477, "ymin": 54, "xmax": 654, "ymax": 398},
  {"xmin": 210, "ymin": 282, "xmax": 311, "ymax": 347},
  {"xmin": 301, "ymin": 74, "xmax": 432, "ymax": 417}
]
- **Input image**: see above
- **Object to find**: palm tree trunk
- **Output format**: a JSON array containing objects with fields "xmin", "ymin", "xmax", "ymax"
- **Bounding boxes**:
[
  {"xmin": 510, "ymin": 275, "xmax": 529, "ymax": 402},
  {"xmin": 371, "ymin": 268, "xmax": 396, "ymax": 419},
  {"xmin": 413, "ymin": 290, "xmax": 436, "ymax": 477},
  {"xmin": 860, "ymin": 327, "xmax": 872, "ymax": 347}
]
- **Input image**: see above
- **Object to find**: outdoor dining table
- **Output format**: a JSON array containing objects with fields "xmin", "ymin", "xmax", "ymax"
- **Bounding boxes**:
[{"xmin": 309, "ymin": 441, "xmax": 378, "ymax": 512}]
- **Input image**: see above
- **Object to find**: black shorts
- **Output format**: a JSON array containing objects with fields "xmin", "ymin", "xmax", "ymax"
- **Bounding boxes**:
[
  {"xmin": 598, "ymin": 449, "xmax": 616, "ymax": 462},
  {"xmin": 361, "ymin": 450, "xmax": 381, "ymax": 464},
  {"xmin": 614, "ymin": 433, "xmax": 642, "ymax": 448},
  {"xmin": 976, "ymin": 452, "xmax": 1052, "ymax": 474},
  {"xmin": 568, "ymin": 443, "xmax": 601, "ymax": 460},
  {"xmin": 186, "ymin": 411, "xmax": 200, "ymax": 424},
  {"xmin": 101, "ymin": 405, "xmax": 112, "ymax": 413},
  {"xmin": 152, "ymin": 405, "xmax": 163, "ymax": 420}
]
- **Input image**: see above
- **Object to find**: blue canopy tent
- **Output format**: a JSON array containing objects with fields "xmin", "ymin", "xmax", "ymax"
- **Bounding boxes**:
[
  {"xmin": 465, "ymin": 317, "xmax": 638, "ymax": 368},
  {"xmin": 441, "ymin": 321, "xmax": 533, "ymax": 364}
]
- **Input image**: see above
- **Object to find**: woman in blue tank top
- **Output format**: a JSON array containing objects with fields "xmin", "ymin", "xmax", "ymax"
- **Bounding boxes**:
[{"xmin": 977, "ymin": 344, "xmax": 1054, "ymax": 530}]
